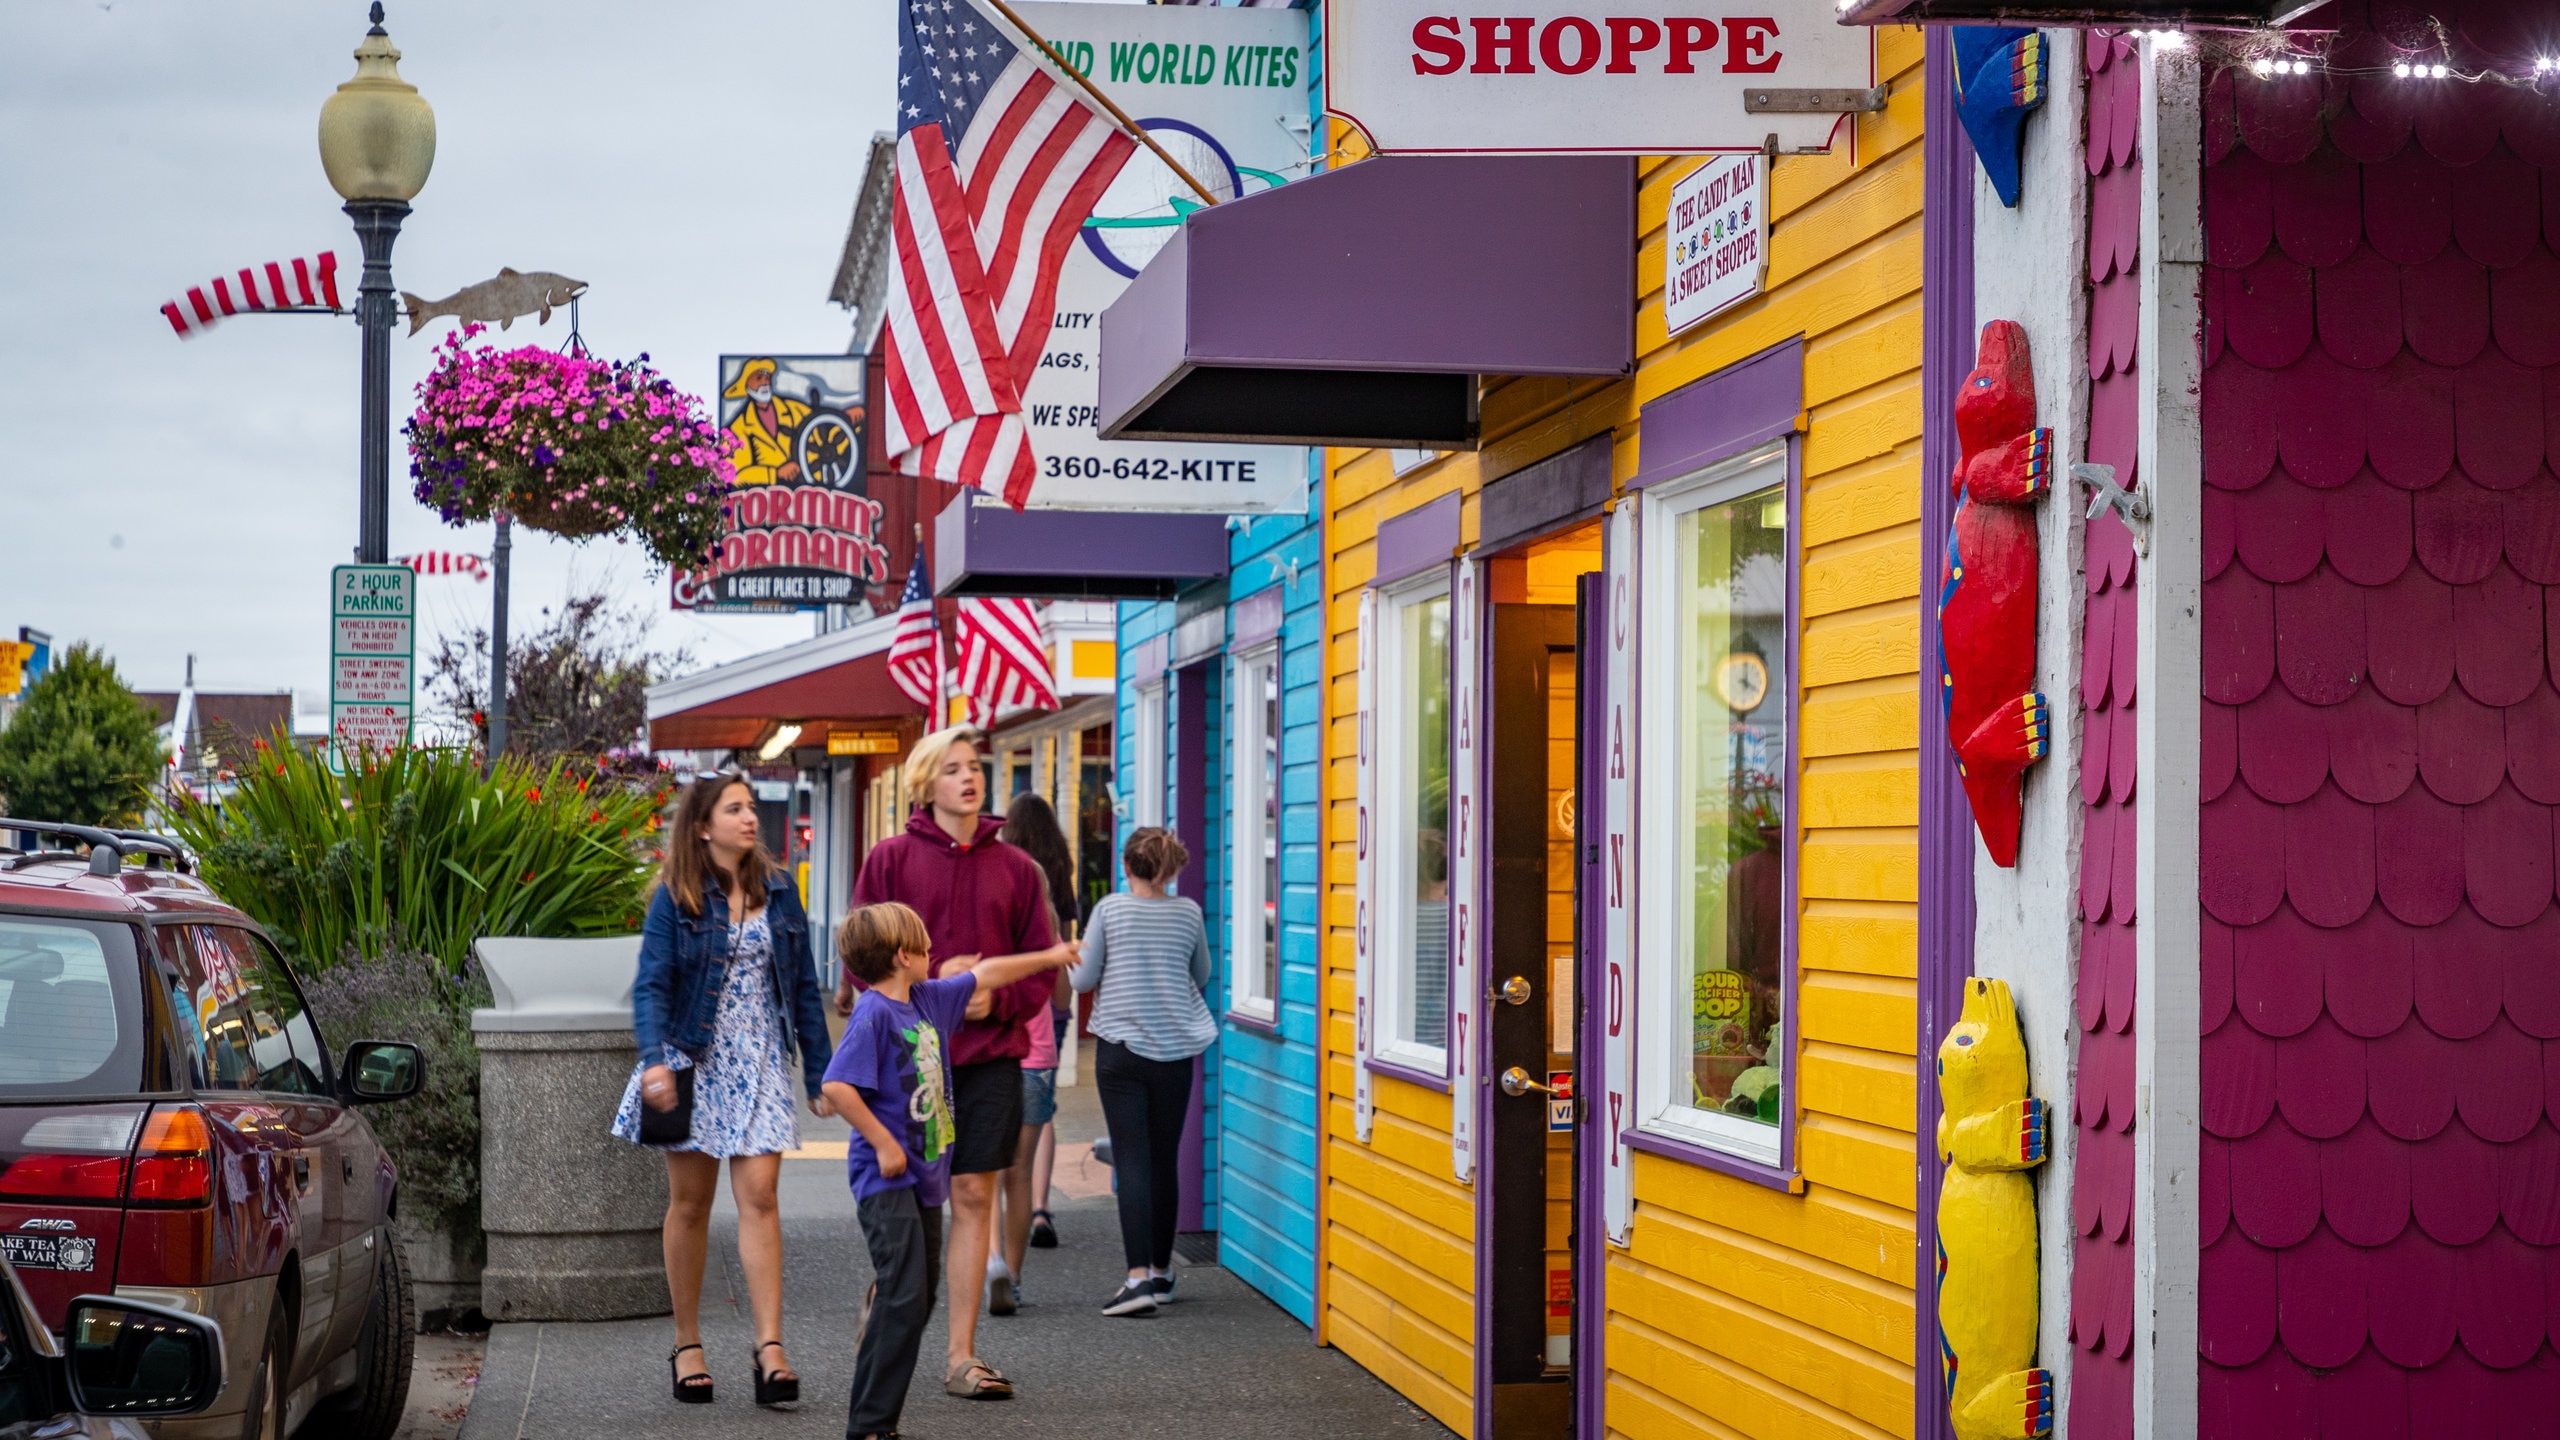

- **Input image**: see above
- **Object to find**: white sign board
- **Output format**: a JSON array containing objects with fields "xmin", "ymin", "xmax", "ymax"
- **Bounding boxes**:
[
  {"xmin": 1665, "ymin": 152, "xmax": 1768, "ymax": 335},
  {"xmin": 1012, "ymin": 1, "xmax": 1312, "ymax": 515},
  {"xmin": 1324, "ymin": 1, "xmax": 1873, "ymax": 155},
  {"xmin": 330, "ymin": 564, "xmax": 413, "ymax": 762}
]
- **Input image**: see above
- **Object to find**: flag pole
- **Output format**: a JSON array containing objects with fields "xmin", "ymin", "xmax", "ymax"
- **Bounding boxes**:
[{"xmin": 979, "ymin": 0, "xmax": 1223, "ymax": 208}]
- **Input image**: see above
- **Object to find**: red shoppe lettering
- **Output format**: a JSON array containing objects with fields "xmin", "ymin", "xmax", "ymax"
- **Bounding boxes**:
[{"xmin": 1411, "ymin": 13, "xmax": 1782, "ymax": 75}]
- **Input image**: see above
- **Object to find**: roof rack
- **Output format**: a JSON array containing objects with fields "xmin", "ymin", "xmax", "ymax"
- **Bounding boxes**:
[{"xmin": 0, "ymin": 819, "xmax": 195, "ymax": 877}]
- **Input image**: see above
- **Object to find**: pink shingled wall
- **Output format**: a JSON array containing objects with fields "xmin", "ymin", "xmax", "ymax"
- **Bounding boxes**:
[
  {"xmin": 2198, "ymin": 2, "xmax": 2560, "ymax": 1429},
  {"xmin": 2072, "ymin": 31, "xmax": 2142, "ymax": 1440}
]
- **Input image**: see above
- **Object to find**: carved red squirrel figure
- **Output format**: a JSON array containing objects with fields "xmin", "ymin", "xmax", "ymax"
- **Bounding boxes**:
[{"xmin": 1940, "ymin": 320, "xmax": 2052, "ymax": 868}]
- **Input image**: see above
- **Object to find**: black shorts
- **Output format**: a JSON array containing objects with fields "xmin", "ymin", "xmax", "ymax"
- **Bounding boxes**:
[{"xmin": 949, "ymin": 1057, "xmax": 1026, "ymax": 1175}]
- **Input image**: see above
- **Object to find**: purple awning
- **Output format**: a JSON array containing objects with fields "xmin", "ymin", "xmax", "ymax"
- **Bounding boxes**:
[
  {"xmin": 932, "ymin": 489, "xmax": 1229, "ymax": 600},
  {"xmin": 1098, "ymin": 156, "xmax": 1635, "ymax": 449}
]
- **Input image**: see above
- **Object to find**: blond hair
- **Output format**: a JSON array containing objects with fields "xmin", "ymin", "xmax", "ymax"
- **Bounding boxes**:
[
  {"xmin": 903, "ymin": 725, "xmax": 985, "ymax": 810},
  {"xmin": 839, "ymin": 902, "xmax": 933, "ymax": 984}
]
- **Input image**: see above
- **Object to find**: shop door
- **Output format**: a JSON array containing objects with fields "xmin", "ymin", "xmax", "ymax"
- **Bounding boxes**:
[{"xmin": 1482, "ymin": 602, "xmax": 1578, "ymax": 1438}]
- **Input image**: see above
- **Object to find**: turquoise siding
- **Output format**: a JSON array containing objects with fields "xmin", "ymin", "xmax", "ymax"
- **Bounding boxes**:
[{"xmin": 1110, "ymin": 483, "xmax": 1324, "ymax": 1328}]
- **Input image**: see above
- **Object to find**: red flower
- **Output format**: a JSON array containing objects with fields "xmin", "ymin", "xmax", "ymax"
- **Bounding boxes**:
[
  {"xmin": 520, "ymin": 870, "xmax": 535, "ymax": 883},
  {"xmin": 526, "ymin": 786, "xmax": 543, "ymax": 803}
]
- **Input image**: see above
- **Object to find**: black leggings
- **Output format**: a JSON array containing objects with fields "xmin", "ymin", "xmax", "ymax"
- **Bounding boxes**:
[{"xmin": 1094, "ymin": 1038, "xmax": 1195, "ymax": 1272}]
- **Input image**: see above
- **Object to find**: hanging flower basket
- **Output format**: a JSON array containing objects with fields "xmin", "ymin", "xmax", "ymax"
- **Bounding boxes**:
[{"xmin": 405, "ymin": 326, "xmax": 738, "ymax": 566}]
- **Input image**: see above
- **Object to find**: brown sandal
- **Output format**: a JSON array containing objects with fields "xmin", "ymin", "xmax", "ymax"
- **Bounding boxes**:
[{"xmin": 944, "ymin": 1357, "xmax": 1014, "ymax": 1399}]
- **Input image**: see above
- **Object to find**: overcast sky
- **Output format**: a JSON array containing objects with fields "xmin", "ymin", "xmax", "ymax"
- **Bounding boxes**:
[{"xmin": 0, "ymin": 0, "xmax": 908, "ymax": 708}]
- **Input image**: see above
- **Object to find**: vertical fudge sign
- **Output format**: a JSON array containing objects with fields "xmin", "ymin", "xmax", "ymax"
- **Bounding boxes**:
[
  {"xmin": 1664, "ymin": 152, "xmax": 1765, "ymax": 334},
  {"xmin": 672, "ymin": 355, "xmax": 887, "ymax": 614},
  {"xmin": 1325, "ymin": 1, "xmax": 1872, "ymax": 154},
  {"xmin": 330, "ymin": 563, "xmax": 414, "ymax": 761},
  {"xmin": 1010, "ymin": 2, "xmax": 1311, "ymax": 514}
]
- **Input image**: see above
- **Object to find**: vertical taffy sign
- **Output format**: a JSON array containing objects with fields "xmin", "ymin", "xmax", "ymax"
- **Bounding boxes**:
[{"xmin": 1448, "ymin": 556, "xmax": 1481, "ymax": 1182}]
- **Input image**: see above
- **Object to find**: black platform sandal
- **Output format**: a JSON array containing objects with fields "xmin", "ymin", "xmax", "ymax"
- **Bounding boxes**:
[
  {"xmin": 1029, "ymin": 1208, "xmax": 1058, "ymax": 1248},
  {"xmin": 753, "ymin": 1340, "xmax": 801, "ymax": 1407},
  {"xmin": 669, "ymin": 1343, "xmax": 713, "ymax": 1404}
]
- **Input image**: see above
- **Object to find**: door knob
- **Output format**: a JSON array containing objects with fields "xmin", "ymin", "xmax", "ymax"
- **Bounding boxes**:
[
  {"xmin": 1500, "ymin": 1066, "xmax": 1557, "ymax": 1097},
  {"xmin": 1497, "ymin": 976, "xmax": 1533, "ymax": 1006}
]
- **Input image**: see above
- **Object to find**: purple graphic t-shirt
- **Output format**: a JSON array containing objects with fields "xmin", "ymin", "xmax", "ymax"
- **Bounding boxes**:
[{"xmin": 825, "ymin": 974, "xmax": 976, "ymax": 1205}]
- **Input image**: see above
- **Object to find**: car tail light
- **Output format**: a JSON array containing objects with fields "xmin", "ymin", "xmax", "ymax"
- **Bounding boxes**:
[
  {"xmin": 0, "ymin": 1153, "xmax": 130, "ymax": 1201},
  {"xmin": 128, "ymin": 1106, "xmax": 211, "ymax": 1206}
]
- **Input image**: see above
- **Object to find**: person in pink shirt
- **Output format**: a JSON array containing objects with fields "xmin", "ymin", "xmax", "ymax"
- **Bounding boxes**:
[{"xmin": 992, "ymin": 794, "xmax": 1081, "ymax": 1310}]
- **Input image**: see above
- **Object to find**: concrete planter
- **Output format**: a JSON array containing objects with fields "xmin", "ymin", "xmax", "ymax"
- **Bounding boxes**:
[
  {"xmin": 396, "ymin": 1211, "xmax": 485, "ymax": 1331},
  {"xmin": 472, "ymin": 936, "xmax": 670, "ymax": 1323}
]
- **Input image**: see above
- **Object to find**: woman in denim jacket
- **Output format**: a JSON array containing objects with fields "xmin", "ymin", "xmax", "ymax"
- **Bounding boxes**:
[{"xmin": 612, "ymin": 771, "xmax": 833, "ymax": 1408}]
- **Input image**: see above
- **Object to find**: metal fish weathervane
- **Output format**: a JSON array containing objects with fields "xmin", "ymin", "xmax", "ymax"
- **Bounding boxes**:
[{"xmin": 402, "ymin": 268, "xmax": 587, "ymax": 335}]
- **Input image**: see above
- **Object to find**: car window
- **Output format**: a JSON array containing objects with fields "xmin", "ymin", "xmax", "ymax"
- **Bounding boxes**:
[
  {"xmin": 162, "ymin": 927, "xmax": 328, "ymax": 1098},
  {"xmin": 0, "ymin": 915, "xmax": 144, "ymax": 1097}
]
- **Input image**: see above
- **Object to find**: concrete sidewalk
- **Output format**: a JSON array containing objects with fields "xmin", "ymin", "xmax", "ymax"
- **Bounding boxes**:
[{"xmin": 457, "ymin": 1055, "xmax": 1448, "ymax": 1440}]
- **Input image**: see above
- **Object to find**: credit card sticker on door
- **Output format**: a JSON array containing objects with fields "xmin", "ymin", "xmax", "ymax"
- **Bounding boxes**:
[{"xmin": 1547, "ymin": 1070, "xmax": 1575, "ymax": 1131}]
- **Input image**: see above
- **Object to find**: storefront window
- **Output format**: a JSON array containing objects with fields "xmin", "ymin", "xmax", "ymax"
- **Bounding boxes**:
[
  {"xmin": 1638, "ymin": 445, "xmax": 1790, "ymax": 1163},
  {"xmin": 1375, "ymin": 574, "xmax": 1451, "ymax": 1072},
  {"xmin": 1228, "ymin": 647, "xmax": 1283, "ymax": 1022}
]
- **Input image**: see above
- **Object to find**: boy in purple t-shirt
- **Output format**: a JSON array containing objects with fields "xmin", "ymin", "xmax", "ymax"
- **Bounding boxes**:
[{"xmin": 823, "ymin": 903, "xmax": 1076, "ymax": 1440}]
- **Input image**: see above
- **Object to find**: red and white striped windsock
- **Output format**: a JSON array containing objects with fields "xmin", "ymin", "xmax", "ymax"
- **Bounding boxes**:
[
  {"xmin": 396, "ymin": 552, "xmax": 490, "ymax": 582},
  {"xmin": 161, "ymin": 252, "xmax": 341, "ymax": 338}
]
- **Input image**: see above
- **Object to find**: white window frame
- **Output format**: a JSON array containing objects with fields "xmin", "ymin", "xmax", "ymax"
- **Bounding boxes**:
[
  {"xmin": 1371, "ymin": 567, "xmax": 1453, "ymax": 1079},
  {"xmin": 1228, "ymin": 642, "xmax": 1283, "ymax": 1024},
  {"xmin": 1131, "ymin": 679, "xmax": 1167, "ymax": 832},
  {"xmin": 1634, "ymin": 442, "xmax": 1790, "ymax": 1168}
]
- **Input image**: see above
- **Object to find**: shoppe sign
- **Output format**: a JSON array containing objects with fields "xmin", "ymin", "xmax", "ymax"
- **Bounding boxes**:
[
  {"xmin": 672, "ymin": 355, "xmax": 889, "ymax": 614},
  {"xmin": 1664, "ymin": 151, "xmax": 1767, "ymax": 333},
  {"xmin": 1325, "ymin": 0, "xmax": 1873, "ymax": 155},
  {"xmin": 1010, "ymin": 1, "xmax": 1311, "ymax": 515}
]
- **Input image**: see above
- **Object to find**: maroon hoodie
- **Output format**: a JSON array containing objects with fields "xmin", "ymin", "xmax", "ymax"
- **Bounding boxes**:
[{"xmin": 850, "ymin": 810, "xmax": 1059, "ymax": 1068}]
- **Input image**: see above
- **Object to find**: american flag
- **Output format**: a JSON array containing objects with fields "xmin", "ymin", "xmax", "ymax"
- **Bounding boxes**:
[
  {"xmin": 955, "ymin": 596, "xmax": 1058, "ymax": 723},
  {"xmin": 163, "ymin": 252, "xmax": 340, "ymax": 337},
  {"xmin": 887, "ymin": 549, "xmax": 943, "ymax": 712},
  {"xmin": 881, "ymin": 0, "xmax": 1135, "ymax": 510}
]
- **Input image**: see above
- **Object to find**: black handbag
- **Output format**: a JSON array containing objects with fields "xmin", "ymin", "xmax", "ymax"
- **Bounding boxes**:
[{"xmin": 638, "ymin": 1065, "xmax": 695, "ymax": 1146}]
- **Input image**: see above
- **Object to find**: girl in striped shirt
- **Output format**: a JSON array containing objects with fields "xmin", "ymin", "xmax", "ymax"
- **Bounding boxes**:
[{"xmin": 1069, "ymin": 826, "xmax": 1216, "ymax": 1316}]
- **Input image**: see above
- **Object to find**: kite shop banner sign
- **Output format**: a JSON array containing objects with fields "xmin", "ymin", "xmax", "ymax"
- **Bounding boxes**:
[
  {"xmin": 1011, "ymin": 1, "xmax": 1310, "ymax": 515},
  {"xmin": 330, "ymin": 564, "xmax": 414, "ymax": 763},
  {"xmin": 672, "ymin": 355, "xmax": 892, "ymax": 614},
  {"xmin": 1324, "ymin": 0, "xmax": 1873, "ymax": 154}
]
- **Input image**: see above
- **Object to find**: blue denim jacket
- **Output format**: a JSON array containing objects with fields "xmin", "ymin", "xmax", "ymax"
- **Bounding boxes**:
[{"xmin": 631, "ymin": 873, "xmax": 832, "ymax": 1098}]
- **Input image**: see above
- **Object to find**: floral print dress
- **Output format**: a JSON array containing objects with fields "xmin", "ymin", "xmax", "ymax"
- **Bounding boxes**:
[{"xmin": 613, "ymin": 912, "xmax": 802, "ymax": 1157}]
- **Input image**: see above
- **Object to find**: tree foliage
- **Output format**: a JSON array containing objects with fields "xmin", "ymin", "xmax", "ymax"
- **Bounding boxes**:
[
  {"xmin": 425, "ymin": 591, "xmax": 688, "ymax": 776},
  {"xmin": 0, "ymin": 643, "xmax": 163, "ymax": 827}
]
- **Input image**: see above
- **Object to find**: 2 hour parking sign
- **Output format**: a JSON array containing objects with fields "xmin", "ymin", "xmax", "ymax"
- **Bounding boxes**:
[{"xmin": 330, "ymin": 564, "xmax": 414, "ymax": 763}]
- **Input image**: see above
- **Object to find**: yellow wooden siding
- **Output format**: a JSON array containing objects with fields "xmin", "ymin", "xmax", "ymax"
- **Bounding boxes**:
[{"xmin": 1318, "ymin": 27, "xmax": 1926, "ymax": 1435}]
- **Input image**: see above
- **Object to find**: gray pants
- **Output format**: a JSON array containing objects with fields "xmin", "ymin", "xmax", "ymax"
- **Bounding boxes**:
[{"xmin": 848, "ymin": 1187, "xmax": 944, "ymax": 1438}]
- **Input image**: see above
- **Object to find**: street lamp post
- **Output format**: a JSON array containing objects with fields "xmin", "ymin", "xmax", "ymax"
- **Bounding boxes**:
[{"xmin": 317, "ymin": 2, "xmax": 434, "ymax": 566}]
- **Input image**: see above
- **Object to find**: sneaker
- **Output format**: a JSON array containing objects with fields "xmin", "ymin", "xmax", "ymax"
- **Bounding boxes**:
[
  {"xmin": 987, "ymin": 1270, "xmax": 1017, "ymax": 1316},
  {"xmin": 1102, "ymin": 1282, "xmax": 1159, "ymax": 1317},
  {"xmin": 1150, "ymin": 1272, "xmax": 1177, "ymax": 1304}
]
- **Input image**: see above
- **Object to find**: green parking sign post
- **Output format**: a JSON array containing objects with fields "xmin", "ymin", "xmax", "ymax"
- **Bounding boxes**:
[{"xmin": 330, "ymin": 564, "xmax": 414, "ymax": 769}]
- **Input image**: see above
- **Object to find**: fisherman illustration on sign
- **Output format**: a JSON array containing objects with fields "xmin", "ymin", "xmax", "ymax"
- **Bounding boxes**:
[{"xmin": 724, "ymin": 358, "xmax": 811, "ymax": 487}]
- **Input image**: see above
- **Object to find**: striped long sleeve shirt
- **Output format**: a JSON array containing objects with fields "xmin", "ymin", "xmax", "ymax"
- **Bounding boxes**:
[{"xmin": 1069, "ymin": 893, "xmax": 1216, "ymax": 1062}]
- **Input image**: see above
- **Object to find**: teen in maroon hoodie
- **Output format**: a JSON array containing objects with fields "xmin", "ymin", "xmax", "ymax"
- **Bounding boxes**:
[{"xmin": 839, "ymin": 726, "xmax": 1056, "ymax": 1401}]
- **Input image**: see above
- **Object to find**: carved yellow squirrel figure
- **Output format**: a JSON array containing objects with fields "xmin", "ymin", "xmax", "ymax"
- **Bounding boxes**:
[{"xmin": 1936, "ymin": 976, "xmax": 2053, "ymax": 1440}]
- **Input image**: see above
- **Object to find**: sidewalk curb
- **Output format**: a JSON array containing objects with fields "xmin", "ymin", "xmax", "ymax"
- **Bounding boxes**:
[{"xmin": 454, "ymin": 1323, "xmax": 542, "ymax": 1440}]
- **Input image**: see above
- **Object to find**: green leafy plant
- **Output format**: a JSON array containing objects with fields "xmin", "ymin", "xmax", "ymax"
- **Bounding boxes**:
[
  {"xmin": 0, "ymin": 643, "xmax": 163, "ymax": 827},
  {"xmin": 170, "ymin": 739, "xmax": 667, "ymax": 972},
  {"xmin": 301, "ymin": 941, "xmax": 491, "ymax": 1240}
]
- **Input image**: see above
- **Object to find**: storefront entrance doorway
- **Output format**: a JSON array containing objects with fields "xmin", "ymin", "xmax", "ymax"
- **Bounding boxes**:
[{"xmin": 1476, "ymin": 520, "xmax": 1604, "ymax": 1439}]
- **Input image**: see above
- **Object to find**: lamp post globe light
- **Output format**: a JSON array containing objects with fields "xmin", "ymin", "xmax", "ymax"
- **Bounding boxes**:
[{"xmin": 318, "ymin": 2, "xmax": 434, "ymax": 566}]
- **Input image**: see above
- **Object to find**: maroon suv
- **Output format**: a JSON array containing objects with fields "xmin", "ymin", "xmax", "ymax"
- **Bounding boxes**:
[{"xmin": 0, "ymin": 821, "xmax": 423, "ymax": 1439}]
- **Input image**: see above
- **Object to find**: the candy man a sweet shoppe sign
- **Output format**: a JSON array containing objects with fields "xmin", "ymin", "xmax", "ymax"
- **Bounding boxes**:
[{"xmin": 1664, "ymin": 151, "xmax": 1767, "ymax": 334}]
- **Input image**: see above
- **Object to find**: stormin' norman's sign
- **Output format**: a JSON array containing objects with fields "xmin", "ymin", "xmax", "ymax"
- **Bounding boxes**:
[{"xmin": 1324, "ymin": 1, "xmax": 1873, "ymax": 155}]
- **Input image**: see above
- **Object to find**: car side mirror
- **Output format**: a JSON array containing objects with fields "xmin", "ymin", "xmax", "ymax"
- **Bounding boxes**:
[
  {"xmin": 63, "ymin": 1295, "xmax": 225, "ymax": 1417},
  {"xmin": 340, "ymin": 1040, "xmax": 424, "ymax": 1103}
]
